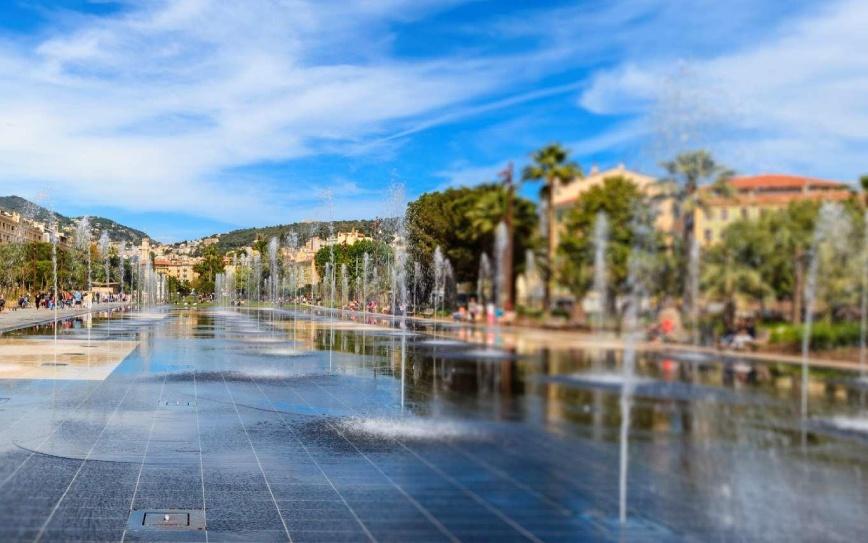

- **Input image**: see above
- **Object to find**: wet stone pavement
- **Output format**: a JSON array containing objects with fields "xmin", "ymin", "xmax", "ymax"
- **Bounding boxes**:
[{"xmin": 0, "ymin": 308, "xmax": 864, "ymax": 542}]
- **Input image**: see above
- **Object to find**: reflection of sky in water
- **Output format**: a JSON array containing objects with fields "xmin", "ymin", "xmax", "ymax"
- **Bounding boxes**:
[{"xmin": 0, "ymin": 306, "xmax": 863, "ymax": 541}]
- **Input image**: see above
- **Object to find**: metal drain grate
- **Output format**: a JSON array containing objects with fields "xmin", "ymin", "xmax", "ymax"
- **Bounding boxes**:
[
  {"xmin": 128, "ymin": 510, "xmax": 205, "ymax": 531},
  {"xmin": 158, "ymin": 400, "xmax": 197, "ymax": 408},
  {"xmin": 41, "ymin": 362, "xmax": 69, "ymax": 367}
]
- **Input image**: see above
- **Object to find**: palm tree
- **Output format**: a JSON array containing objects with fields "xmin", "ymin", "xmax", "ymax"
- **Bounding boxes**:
[
  {"xmin": 860, "ymin": 174, "xmax": 868, "ymax": 208},
  {"xmin": 702, "ymin": 253, "xmax": 772, "ymax": 333},
  {"xmin": 660, "ymin": 150, "xmax": 733, "ymax": 312},
  {"xmin": 661, "ymin": 150, "xmax": 734, "ymax": 251},
  {"xmin": 466, "ymin": 187, "xmax": 507, "ymax": 234},
  {"xmin": 522, "ymin": 144, "xmax": 581, "ymax": 311},
  {"xmin": 465, "ymin": 180, "xmax": 518, "ymax": 309}
]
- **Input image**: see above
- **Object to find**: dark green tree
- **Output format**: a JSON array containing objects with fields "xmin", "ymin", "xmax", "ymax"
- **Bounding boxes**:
[
  {"xmin": 860, "ymin": 174, "xmax": 868, "ymax": 207},
  {"xmin": 193, "ymin": 244, "xmax": 225, "ymax": 294},
  {"xmin": 406, "ymin": 184, "xmax": 537, "ymax": 292},
  {"xmin": 522, "ymin": 144, "xmax": 582, "ymax": 310},
  {"xmin": 558, "ymin": 176, "xmax": 645, "ymax": 314},
  {"xmin": 314, "ymin": 239, "xmax": 392, "ymax": 288}
]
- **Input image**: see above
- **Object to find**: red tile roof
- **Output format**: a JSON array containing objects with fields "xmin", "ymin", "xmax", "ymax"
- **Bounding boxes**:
[
  {"xmin": 703, "ymin": 174, "xmax": 854, "ymax": 206},
  {"xmin": 727, "ymin": 174, "xmax": 849, "ymax": 191}
]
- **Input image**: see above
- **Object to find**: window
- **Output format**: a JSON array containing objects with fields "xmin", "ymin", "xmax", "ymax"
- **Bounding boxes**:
[
  {"xmin": 741, "ymin": 208, "xmax": 749, "ymax": 219},
  {"xmin": 704, "ymin": 229, "xmax": 713, "ymax": 243},
  {"xmin": 705, "ymin": 209, "xmax": 714, "ymax": 220},
  {"xmin": 721, "ymin": 209, "xmax": 729, "ymax": 220}
]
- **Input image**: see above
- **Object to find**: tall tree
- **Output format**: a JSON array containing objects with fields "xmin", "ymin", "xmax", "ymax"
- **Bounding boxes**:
[
  {"xmin": 558, "ymin": 176, "xmax": 645, "ymax": 316},
  {"xmin": 702, "ymin": 225, "xmax": 774, "ymax": 329},
  {"xmin": 860, "ymin": 174, "xmax": 868, "ymax": 207},
  {"xmin": 406, "ymin": 184, "xmax": 537, "ymax": 298},
  {"xmin": 659, "ymin": 150, "xmax": 733, "ymax": 302},
  {"xmin": 193, "ymin": 245, "xmax": 225, "ymax": 294},
  {"xmin": 522, "ymin": 144, "xmax": 582, "ymax": 311}
]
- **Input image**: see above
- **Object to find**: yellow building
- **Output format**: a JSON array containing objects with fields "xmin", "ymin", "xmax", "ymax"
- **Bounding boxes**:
[
  {"xmin": 695, "ymin": 174, "xmax": 854, "ymax": 246},
  {"xmin": 326, "ymin": 229, "xmax": 370, "ymax": 246},
  {"xmin": 283, "ymin": 237, "xmax": 322, "ymax": 286},
  {"xmin": 154, "ymin": 256, "xmax": 200, "ymax": 283},
  {"xmin": 552, "ymin": 164, "xmax": 674, "ymax": 248},
  {"xmin": 0, "ymin": 210, "xmax": 45, "ymax": 243}
]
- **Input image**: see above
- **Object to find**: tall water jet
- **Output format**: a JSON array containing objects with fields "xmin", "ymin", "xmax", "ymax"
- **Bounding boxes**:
[
  {"xmin": 388, "ymin": 183, "xmax": 409, "ymax": 328},
  {"xmin": 98, "ymin": 232, "xmax": 111, "ymax": 301},
  {"xmin": 117, "ymin": 244, "xmax": 126, "ymax": 296},
  {"xmin": 685, "ymin": 237, "xmax": 701, "ymax": 344},
  {"xmin": 593, "ymin": 211, "xmax": 610, "ymax": 331},
  {"xmin": 75, "ymin": 217, "xmax": 92, "ymax": 295},
  {"xmin": 443, "ymin": 258, "xmax": 455, "ymax": 313},
  {"xmin": 432, "ymin": 247, "xmax": 445, "ymax": 317},
  {"xmin": 860, "ymin": 211, "xmax": 868, "ymax": 388},
  {"xmin": 524, "ymin": 249, "xmax": 543, "ymax": 310},
  {"xmin": 618, "ymin": 203, "xmax": 658, "ymax": 526},
  {"xmin": 49, "ymin": 215, "xmax": 59, "ymax": 327},
  {"xmin": 361, "ymin": 252, "xmax": 370, "ymax": 319},
  {"xmin": 253, "ymin": 253, "xmax": 262, "ymax": 305},
  {"xmin": 494, "ymin": 221, "xmax": 509, "ymax": 310},
  {"xmin": 478, "ymin": 253, "xmax": 493, "ymax": 309},
  {"xmin": 341, "ymin": 263, "xmax": 349, "ymax": 311},
  {"xmin": 412, "ymin": 261, "xmax": 421, "ymax": 315},
  {"xmin": 801, "ymin": 202, "xmax": 851, "ymax": 445},
  {"xmin": 268, "ymin": 236, "xmax": 279, "ymax": 305}
]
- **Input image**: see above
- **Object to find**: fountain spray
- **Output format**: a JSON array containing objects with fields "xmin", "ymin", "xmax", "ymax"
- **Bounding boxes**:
[
  {"xmin": 801, "ymin": 202, "xmax": 851, "ymax": 446},
  {"xmin": 860, "ymin": 211, "xmax": 868, "ymax": 389},
  {"xmin": 494, "ymin": 221, "xmax": 509, "ymax": 310},
  {"xmin": 618, "ymin": 202, "xmax": 657, "ymax": 526},
  {"xmin": 593, "ymin": 212, "xmax": 610, "ymax": 331}
]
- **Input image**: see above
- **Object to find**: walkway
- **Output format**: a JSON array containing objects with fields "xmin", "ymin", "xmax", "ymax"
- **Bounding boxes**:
[{"xmin": 0, "ymin": 302, "xmax": 130, "ymax": 333}]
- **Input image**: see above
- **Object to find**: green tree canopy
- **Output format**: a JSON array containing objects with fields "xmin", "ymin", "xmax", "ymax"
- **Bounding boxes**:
[
  {"xmin": 405, "ymin": 183, "xmax": 537, "ymax": 286},
  {"xmin": 709, "ymin": 198, "xmax": 864, "ymax": 322},
  {"xmin": 522, "ymin": 143, "xmax": 582, "ymax": 309},
  {"xmin": 558, "ymin": 176, "xmax": 646, "ymax": 304},
  {"xmin": 193, "ymin": 244, "xmax": 225, "ymax": 294},
  {"xmin": 314, "ymin": 239, "xmax": 392, "ymax": 286}
]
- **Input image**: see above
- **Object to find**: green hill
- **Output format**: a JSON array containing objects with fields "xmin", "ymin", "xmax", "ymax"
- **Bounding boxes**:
[
  {"xmin": 213, "ymin": 219, "xmax": 387, "ymax": 251},
  {"xmin": 0, "ymin": 195, "xmax": 150, "ymax": 244}
]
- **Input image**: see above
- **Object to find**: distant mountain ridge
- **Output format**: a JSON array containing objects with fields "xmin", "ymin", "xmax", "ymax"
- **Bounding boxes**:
[
  {"xmin": 0, "ymin": 195, "xmax": 150, "ymax": 244},
  {"xmin": 209, "ymin": 219, "xmax": 388, "ymax": 250}
]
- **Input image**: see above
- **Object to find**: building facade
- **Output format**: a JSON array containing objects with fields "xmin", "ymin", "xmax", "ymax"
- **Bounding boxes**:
[
  {"xmin": 551, "ymin": 164, "xmax": 675, "ymax": 248},
  {"xmin": 695, "ymin": 174, "xmax": 854, "ymax": 246},
  {"xmin": 0, "ymin": 210, "xmax": 45, "ymax": 244},
  {"xmin": 154, "ymin": 256, "xmax": 201, "ymax": 283}
]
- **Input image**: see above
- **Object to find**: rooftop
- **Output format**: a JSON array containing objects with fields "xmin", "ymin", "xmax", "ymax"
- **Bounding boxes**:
[{"xmin": 728, "ymin": 174, "xmax": 851, "ymax": 192}]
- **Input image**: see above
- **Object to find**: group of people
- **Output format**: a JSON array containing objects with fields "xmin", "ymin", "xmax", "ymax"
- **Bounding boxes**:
[
  {"xmin": 452, "ymin": 297, "xmax": 502, "ymax": 324},
  {"xmin": 0, "ymin": 290, "xmax": 130, "ymax": 312}
]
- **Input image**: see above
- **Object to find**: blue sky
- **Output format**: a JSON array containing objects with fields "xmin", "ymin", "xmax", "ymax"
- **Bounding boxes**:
[{"xmin": 0, "ymin": 0, "xmax": 865, "ymax": 242}]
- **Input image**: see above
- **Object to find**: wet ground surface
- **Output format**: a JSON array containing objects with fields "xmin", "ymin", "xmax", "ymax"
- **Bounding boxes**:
[{"xmin": 0, "ymin": 307, "xmax": 865, "ymax": 542}]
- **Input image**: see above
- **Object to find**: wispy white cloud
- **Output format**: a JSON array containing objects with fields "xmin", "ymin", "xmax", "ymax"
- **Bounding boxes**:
[
  {"xmin": 576, "ymin": 0, "xmax": 868, "ymax": 181},
  {"xmin": 0, "ymin": 0, "xmax": 538, "ymax": 226},
  {"xmin": 0, "ymin": 0, "xmax": 863, "ymax": 239}
]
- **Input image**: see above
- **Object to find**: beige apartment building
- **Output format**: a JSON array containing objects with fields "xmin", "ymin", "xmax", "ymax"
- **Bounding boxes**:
[
  {"xmin": 154, "ymin": 256, "xmax": 201, "ymax": 283},
  {"xmin": 695, "ymin": 174, "xmax": 854, "ymax": 246},
  {"xmin": 0, "ymin": 210, "xmax": 45, "ymax": 244},
  {"xmin": 551, "ymin": 164, "xmax": 675, "ymax": 248},
  {"xmin": 283, "ymin": 237, "xmax": 322, "ymax": 286},
  {"xmin": 280, "ymin": 230, "xmax": 372, "ymax": 288}
]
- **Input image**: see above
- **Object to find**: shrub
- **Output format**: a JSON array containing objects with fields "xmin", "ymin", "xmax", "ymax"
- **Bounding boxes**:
[{"xmin": 768, "ymin": 321, "xmax": 861, "ymax": 351}]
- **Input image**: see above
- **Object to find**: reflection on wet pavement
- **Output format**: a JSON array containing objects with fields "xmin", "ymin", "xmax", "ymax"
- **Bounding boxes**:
[
  {"xmin": 0, "ymin": 339, "xmax": 137, "ymax": 381},
  {"xmin": 0, "ymin": 307, "xmax": 864, "ymax": 542}
]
